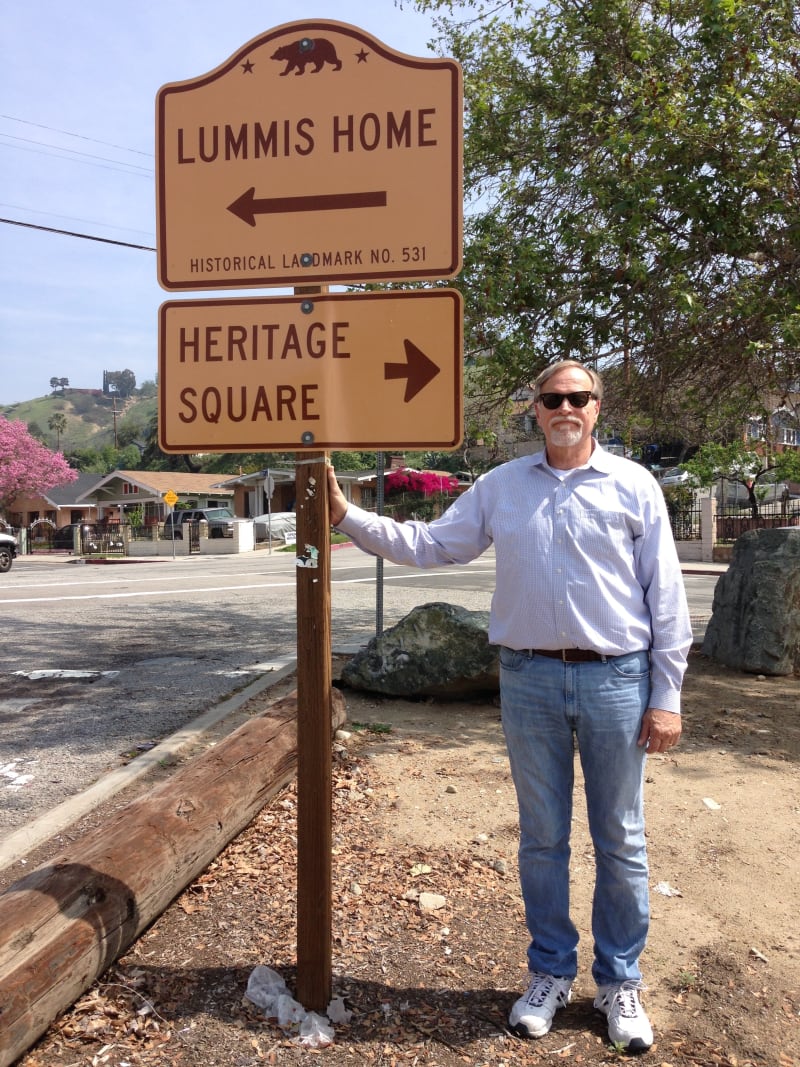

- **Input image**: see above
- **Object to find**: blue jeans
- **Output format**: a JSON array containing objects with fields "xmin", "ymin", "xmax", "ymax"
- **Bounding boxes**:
[{"xmin": 499, "ymin": 647, "xmax": 651, "ymax": 986}]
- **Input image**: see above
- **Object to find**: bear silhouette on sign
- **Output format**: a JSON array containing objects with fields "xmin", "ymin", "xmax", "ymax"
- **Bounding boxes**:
[{"xmin": 271, "ymin": 38, "xmax": 343, "ymax": 76}]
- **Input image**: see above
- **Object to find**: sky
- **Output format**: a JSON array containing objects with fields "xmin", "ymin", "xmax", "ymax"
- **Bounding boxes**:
[{"xmin": 0, "ymin": 1, "xmax": 446, "ymax": 406}]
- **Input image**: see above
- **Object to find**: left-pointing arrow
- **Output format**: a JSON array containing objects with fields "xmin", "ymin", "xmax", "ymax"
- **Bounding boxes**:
[
  {"xmin": 228, "ymin": 187, "xmax": 388, "ymax": 227},
  {"xmin": 385, "ymin": 340, "xmax": 441, "ymax": 403}
]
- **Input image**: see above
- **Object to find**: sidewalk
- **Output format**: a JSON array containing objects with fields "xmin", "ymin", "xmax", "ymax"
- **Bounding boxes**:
[{"xmin": 680, "ymin": 560, "xmax": 728, "ymax": 576}]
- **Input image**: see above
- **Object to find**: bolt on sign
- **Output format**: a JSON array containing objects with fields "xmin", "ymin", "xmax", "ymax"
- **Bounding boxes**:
[
  {"xmin": 156, "ymin": 20, "xmax": 462, "ymax": 290},
  {"xmin": 158, "ymin": 289, "xmax": 463, "ymax": 452}
]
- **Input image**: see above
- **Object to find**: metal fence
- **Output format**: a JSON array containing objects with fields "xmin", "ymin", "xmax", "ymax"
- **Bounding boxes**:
[
  {"xmin": 665, "ymin": 499, "xmax": 702, "ymax": 541},
  {"xmin": 25, "ymin": 522, "xmax": 126, "ymax": 556},
  {"xmin": 715, "ymin": 508, "xmax": 800, "ymax": 544}
]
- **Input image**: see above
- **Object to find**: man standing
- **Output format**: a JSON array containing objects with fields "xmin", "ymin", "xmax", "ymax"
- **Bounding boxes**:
[{"xmin": 327, "ymin": 360, "xmax": 692, "ymax": 1052}]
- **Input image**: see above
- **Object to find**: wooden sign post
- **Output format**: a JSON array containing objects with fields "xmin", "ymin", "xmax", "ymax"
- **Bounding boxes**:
[
  {"xmin": 156, "ymin": 19, "xmax": 462, "ymax": 1014},
  {"xmin": 294, "ymin": 449, "xmax": 333, "ymax": 1009}
]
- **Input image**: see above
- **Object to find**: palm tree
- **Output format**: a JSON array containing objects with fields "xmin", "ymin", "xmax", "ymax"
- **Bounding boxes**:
[{"xmin": 48, "ymin": 413, "xmax": 67, "ymax": 450}]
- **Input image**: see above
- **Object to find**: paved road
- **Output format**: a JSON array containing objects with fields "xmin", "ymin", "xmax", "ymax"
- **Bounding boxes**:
[{"xmin": 0, "ymin": 547, "xmax": 719, "ymax": 844}]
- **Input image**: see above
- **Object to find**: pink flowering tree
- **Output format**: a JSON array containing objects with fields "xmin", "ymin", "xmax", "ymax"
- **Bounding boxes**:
[
  {"xmin": 384, "ymin": 468, "xmax": 459, "ymax": 521},
  {"xmin": 0, "ymin": 416, "xmax": 77, "ymax": 519}
]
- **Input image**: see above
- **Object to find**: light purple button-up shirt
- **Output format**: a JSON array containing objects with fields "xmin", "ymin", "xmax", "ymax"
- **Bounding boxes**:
[{"xmin": 336, "ymin": 446, "xmax": 693, "ymax": 714}]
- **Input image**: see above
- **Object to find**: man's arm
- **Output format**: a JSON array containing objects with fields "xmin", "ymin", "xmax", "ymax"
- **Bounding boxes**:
[{"xmin": 326, "ymin": 464, "xmax": 490, "ymax": 568}]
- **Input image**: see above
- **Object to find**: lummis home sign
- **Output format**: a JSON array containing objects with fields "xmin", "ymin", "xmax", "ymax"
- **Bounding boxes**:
[{"xmin": 156, "ymin": 20, "xmax": 462, "ymax": 289}]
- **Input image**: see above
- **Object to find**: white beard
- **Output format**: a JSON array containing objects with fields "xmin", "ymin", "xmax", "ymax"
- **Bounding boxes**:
[{"xmin": 549, "ymin": 423, "xmax": 584, "ymax": 448}]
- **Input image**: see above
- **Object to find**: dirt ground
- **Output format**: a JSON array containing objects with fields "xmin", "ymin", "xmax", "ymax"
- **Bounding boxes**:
[{"xmin": 11, "ymin": 648, "xmax": 800, "ymax": 1067}]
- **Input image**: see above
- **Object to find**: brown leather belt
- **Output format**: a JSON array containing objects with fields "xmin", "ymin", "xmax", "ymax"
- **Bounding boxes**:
[{"xmin": 532, "ymin": 648, "xmax": 605, "ymax": 662}]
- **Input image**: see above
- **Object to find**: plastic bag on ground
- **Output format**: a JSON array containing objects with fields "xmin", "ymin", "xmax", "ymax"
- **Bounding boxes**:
[
  {"xmin": 245, "ymin": 965, "xmax": 290, "ymax": 1012},
  {"xmin": 299, "ymin": 1011, "xmax": 335, "ymax": 1048}
]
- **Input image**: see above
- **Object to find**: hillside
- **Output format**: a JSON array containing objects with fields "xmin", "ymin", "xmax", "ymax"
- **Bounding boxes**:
[{"xmin": 0, "ymin": 391, "xmax": 157, "ymax": 455}]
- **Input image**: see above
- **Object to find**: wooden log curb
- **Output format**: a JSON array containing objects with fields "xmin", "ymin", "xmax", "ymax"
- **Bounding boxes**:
[{"xmin": 0, "ymin": 689, "xmax": 346, "ymax": 1067}]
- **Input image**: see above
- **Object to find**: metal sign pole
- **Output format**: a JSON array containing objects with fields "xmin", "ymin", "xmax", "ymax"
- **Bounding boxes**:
[
  {"xmin": 375, "ymin": 451, "xmax": 385, "ymax": 636},
  {"xmin": 294, "ymin": 287, "xmax": 333, "ymax": 1012}
]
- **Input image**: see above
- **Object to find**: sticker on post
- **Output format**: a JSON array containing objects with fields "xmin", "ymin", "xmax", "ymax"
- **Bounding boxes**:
[{"xmin": 296, "ymin": 544, "xmax": 319, "ymax": 569}]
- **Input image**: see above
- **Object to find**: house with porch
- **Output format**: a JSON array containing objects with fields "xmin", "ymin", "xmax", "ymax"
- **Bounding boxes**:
[
  {"xmin": 8, "ymin": 472, "xmax": 103, "ymax": 533},
  {"xmin": 76, "ymin": 470, "xmax": 235, "ymax": 526}
]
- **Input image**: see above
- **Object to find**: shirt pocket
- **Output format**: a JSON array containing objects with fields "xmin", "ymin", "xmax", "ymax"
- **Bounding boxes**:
[{"xmin": 571, "ymin": 507, "xmax": 631, "ymax": 555}]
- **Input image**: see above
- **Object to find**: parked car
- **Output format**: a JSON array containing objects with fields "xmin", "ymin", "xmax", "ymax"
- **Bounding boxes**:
[
  {"xmin": 252, "ymin": 511, "xmax": 297, "ymax": 543},
  {"xmin": 658, "ymin": 467, "xmax": 691, "ymax": 487},
  {"xmin": 52, "ymin": 523, "xmax": 91, "ymax": 550},
  {"xmin": 714, "ymin": 479, "xmax": 790, "ymax": 506},
  {"xmin": 0, "ymin": 529, "xmax": 18, "ymax": 572},
  {"xmin": 163, "ymin": 507, "xmax": 234, "ymax": 539}
]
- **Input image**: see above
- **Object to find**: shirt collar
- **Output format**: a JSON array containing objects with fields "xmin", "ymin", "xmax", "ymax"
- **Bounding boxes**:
[{"xmin": 530, "ymin": 441, "xmax": 614, "ymax": 475}]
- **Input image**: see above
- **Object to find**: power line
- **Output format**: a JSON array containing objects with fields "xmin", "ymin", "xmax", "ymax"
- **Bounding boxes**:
[
  {"xmin": 0, "ymin": 131, "xmax": 152, "ymax": 173},
  {"xmin": 0, "ymin": 114, "xmax": 153, "ymax": 158},
  {"xmin": 0, "ymin": 136, "xmax": 152, "ymax": 178},
  {"xmin": 0, "ymin": 216, "xmax": 155, "ymax": 252},
  {"xmin": 0, "ymin": 201, "xmax": 154, "ymax": 240}
]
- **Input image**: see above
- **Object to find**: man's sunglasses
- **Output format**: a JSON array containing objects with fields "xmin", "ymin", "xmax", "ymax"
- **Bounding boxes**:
[{"xmin": 537, "ymin": 391, "xmax": 597, "ymax": 410}]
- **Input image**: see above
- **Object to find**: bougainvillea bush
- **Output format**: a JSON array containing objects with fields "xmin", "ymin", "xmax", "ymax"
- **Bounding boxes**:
[{"xmin": 383, "ymin": 468, "xmax": 460, "ymax": 521}]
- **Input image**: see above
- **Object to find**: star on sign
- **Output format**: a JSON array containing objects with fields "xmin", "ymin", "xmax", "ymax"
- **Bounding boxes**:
[
  {"xmin": 355, "ymin": 49, "xmax": 369, "ymax": 63},
  {"xmin": 241, "ymin": 60, "xmax": 255, "ymax": 73}
]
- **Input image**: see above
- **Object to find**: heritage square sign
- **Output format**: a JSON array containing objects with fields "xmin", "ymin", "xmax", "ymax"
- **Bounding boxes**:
[{"xmin": 158, "ymin": 288, "xmax": 463, "ymax": 452}]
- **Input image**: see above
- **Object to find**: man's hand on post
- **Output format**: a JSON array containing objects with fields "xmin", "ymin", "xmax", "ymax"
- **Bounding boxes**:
[{"xmin": 327, "ymin": 466, "xmax": 348, "ymax": 527}]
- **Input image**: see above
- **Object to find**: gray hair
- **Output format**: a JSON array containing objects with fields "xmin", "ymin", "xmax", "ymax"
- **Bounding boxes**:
[{"xmin": 532, "ymin": 360, "xmax": 603, "ymax": 402}]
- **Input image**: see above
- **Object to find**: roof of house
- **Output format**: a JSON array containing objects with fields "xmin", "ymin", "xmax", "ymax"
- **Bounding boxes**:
[
  {"xmin": 77, "ymin": 470, "xmax": 236, "ymax": 502},
  {"xmin": 212, "ymin": 468, "xmax": 296, "ymax": 489},
  {"xmin": 38, "ymin": 472, "xmax": 103, "ymax": 508}
]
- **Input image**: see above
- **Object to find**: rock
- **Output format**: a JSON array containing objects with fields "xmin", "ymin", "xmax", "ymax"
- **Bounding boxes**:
[
  {"xmin": 418, "ymin": 892, "xmax": 447, "ymax": 912},
  {"xmin": 702, "ymin": 527, "xmax": 800, "ymax": 676},
  {"xmin": 340, "ymin": 602, "xmax": 499, "ymax": 698}
]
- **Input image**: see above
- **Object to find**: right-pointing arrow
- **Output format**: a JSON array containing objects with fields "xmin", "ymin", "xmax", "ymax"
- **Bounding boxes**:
[{"xmin": 385, "ymin": 340, "xmax": 441, "ymax": 403}]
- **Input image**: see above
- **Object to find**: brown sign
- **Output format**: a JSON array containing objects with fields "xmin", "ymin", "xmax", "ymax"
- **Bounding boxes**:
[
  {"xmin": 158, "ymin": 289, "xmax": 463, "ymax": 451},
  {"xmin": 156, "ymin": 20, "xmax": 462, "ymax": 290}
]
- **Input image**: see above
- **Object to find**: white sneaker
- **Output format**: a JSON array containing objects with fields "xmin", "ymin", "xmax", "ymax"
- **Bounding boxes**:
[
  {"xmin": 509, "ymin": 971, "xmax": 573, "ymax": 1038},
  {"xmin": 594, "ymin": 981, "xmax": 654, "ymax": 1052}
]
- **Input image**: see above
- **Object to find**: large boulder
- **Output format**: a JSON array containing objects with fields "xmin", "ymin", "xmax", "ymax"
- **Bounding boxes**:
[
  {"xmin": 340, "ymin": 602, "xmax": 499, "ymax": 699},
  {"xmin": 702, "ymin": 527, "xmax": 800, "ymax": 675}
]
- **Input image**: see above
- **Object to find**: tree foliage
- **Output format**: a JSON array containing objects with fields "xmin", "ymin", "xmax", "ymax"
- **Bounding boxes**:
[
  {"xmin": 48, "ymin": 412, "xmax": 67, "ymax": 449},
  {"xmin": 416, "ymin": 0, "xmax": 800, "ymax": 441},
  {"xmin": 0, "ymin": 416, "xmax": 77, "ymax": 514},
  {"xmin": 682, "ymin": 438, "xmax": 800, "ymax": 513},
  {"xmin": 104, "ymin": 369, "xmax": 137, "ymax": 398}
]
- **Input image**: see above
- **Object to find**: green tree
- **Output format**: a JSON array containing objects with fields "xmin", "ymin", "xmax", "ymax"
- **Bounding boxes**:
[
  {"xmin": 683, "ymin": 440, "xmax": 800, "ymax": 515},
  {"xmin": 48, "ymin": 412, "xmax": 67, "ymax": 449},
  {"xmin": 416, "ymin": 0, "xmax": 800, "ymax": 440}
]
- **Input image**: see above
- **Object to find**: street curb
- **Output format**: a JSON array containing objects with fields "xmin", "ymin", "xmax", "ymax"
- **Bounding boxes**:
[{"xmin": 0, "ymin": 661, "xmax": 296, "ymax": 873}]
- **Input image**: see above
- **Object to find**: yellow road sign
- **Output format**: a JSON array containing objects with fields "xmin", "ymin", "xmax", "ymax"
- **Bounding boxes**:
[
  {"xmin": 158, "ymin": 290, "xmax": 462, "ymax": 451},
  {"xmin": 156, "ymin": 20, "xmax": 462, "ymax": 290}
]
